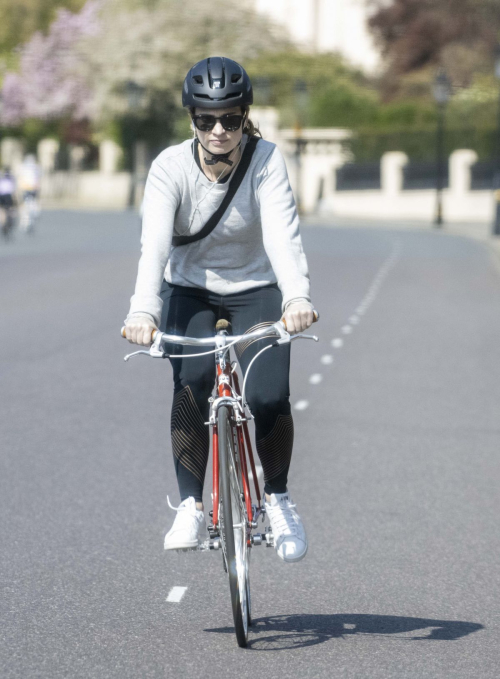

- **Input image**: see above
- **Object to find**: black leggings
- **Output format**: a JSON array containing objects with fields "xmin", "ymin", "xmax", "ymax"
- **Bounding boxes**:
[{"xmin": 159, "ymin": 281, "xmax": 293, "ymax": 502}]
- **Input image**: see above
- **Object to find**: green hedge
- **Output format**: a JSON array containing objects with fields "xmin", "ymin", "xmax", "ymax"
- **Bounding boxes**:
[{"xmin": 345, "ymin": 127, "xmax": 497, "ymax": 162}]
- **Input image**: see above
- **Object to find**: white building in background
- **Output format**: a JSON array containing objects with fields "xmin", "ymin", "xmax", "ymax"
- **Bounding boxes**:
[{"xmin": 252, "ymin": 0, "xmax": 381, "ymax": 73}]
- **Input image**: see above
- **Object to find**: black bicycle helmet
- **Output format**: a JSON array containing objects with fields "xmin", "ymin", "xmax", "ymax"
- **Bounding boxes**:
[{"xmin": 182, "ymin": 57, "xmax": 253, "ymax": 109}]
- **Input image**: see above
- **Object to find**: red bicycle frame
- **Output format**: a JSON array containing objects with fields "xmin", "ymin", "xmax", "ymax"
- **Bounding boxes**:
[{"xmin": 211, "ymin": 361, "xmax": 262, "ymax": 533}]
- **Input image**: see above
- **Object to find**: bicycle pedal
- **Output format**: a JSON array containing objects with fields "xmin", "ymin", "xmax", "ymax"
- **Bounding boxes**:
[{"xmin": 264, "ymin": 530, "xmax": 274, "ymax": 547}]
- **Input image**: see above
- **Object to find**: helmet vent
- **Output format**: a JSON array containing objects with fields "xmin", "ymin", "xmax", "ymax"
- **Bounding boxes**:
[
  {"xmin": 192, "ymin": 75, "xmax": 203, "ymax": 85},
  {"xmin": 231, "ymin": 74, "xmax": 242, "ymax": 83}
]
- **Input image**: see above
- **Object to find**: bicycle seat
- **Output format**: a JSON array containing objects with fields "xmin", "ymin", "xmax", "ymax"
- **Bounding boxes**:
[{"xmin": 215, "ymin": 319, "xmax": 231, "ymax": 333}]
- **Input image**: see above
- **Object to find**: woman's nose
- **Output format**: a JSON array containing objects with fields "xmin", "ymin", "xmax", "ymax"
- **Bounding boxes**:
[{"xmin": 212, "ymin": 121, "xmax": 225, "ymax": 134}]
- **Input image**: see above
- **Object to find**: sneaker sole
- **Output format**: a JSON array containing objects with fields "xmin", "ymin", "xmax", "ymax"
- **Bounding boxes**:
[
  {"xmin": 278, "ymin": 542, "xmax": 308, "ymax": 563},
  {"xmin": 164, "ymin": 541, "xmax": 199, "ymax": 551}
]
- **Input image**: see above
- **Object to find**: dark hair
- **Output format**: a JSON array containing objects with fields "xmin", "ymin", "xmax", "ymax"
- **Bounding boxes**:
[
  {"xmin": 188, "ymin": 106, "xmax": 262, "ymax": 138},
  {"xmin": 242, "ymin": 107, "xmax": 262, "ymax": 138}
]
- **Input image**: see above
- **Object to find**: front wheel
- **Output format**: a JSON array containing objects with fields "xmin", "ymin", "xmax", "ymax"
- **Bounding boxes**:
[{"xmin": 218, "ymin": 405, "xmax": 249, "ymax": 648}]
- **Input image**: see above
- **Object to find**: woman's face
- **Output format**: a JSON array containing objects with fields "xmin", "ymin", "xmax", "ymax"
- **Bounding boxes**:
[{"xmin": 193, "ymin": 106, "xmax": 245, "ymax": 155}]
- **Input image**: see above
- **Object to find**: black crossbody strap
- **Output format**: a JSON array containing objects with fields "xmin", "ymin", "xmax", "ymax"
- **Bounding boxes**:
[{"xmin": 172, "ymin": 136, "xmax": 259, "ymax": 247}]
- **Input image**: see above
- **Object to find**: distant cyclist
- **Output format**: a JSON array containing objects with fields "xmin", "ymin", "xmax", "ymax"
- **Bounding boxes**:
[
  {"xmin": 124, "ymin": 57, "xmax": 316, "ymax": 563},
  {"xmin": 18, "ymin": 154, "xmax": 41, "ymax": 234},
  {"xmin": 0, "ymin": 167, "xmax": 17, "ymax": 239}
]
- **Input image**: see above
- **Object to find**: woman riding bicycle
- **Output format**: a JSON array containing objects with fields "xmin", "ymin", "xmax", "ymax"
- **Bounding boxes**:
[{"xmin": 124, "ymin": 57, "xmax": 317, "ymax": 563}]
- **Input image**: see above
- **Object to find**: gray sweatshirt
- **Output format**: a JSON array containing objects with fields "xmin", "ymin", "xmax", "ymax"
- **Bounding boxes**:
[{"xmin": 128, "ymin": 134, "xmax": 311, "ymax": 326}]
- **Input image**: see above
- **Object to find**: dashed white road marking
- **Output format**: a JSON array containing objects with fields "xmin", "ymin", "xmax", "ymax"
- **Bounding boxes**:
[
  {"xmin": 309, "ymin": 373, "xmax": 323, "ymax": 385},
  {"xmin": 166, "ymin": 587, "xmax": 188, "ymax": 603},
  {"xmin": 289, "ymin": 241, "xmax": 401, "ymax": 419}
]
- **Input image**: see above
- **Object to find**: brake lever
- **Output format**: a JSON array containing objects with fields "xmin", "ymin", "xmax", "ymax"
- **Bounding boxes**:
[
  {"xmin": 124, "ymin": 332, "xmax": 166, "ymax": 361},
  {"xmin": 124, "ymin": 349, "xmax": 150, "ymax": 362},
  {"xmin": 290, "ymin": 333, "xmax": 319, "ymax": 342}
]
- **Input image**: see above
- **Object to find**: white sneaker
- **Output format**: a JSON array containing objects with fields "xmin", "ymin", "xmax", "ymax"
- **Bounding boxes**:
[
  {"xmin": 265, "ymin": 492, "xmax": 308, "ymax": 563},
  {"xmin": 164, "ymin": 497, "xmax": 205, "ymax": 550}
]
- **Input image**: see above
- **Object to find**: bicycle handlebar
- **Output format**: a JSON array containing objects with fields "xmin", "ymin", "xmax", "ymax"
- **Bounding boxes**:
[
  {"xmin": 121, "ymin": 315, "xmax": 319, "ymax": 362},
  {"xmin": 120, "ymin": 310, "xmax": 319, "ymax": 344}
]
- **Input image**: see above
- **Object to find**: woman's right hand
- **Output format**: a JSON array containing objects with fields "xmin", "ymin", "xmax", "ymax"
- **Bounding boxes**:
[{"xmin": 124, "ymin": 315, "xmax": 157, "ymax": 345}]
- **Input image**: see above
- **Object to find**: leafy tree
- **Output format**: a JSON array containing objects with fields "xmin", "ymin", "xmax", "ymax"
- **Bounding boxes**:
[
  {"xmin": 246, "ymin": 50, "xmax": 372, "ymax": 128},
  {"xmin": 368, "ymin": 0, "xmax": 500, "ymax": 89},
  {"xmin": 83, "ymin": 0, "xmax": 289, "ymax": 125},
  {"xmin": 1, "ymin": 0, "xmax": 287, "ymax": 153},
  {"xmin": 0, "ymin": 0, "xmax": 86, "ymax": 56},
  {"xmin": 1, "ymin": 2, "xmax": 100, "ymax": 127}
]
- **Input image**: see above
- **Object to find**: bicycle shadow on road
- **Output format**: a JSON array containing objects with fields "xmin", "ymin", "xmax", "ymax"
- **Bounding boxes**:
[{"xmin": 205, "ymin": 613, "xmax": 484, "ymax": 651}]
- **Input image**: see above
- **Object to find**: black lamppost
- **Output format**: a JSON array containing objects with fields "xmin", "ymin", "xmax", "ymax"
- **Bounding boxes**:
[
  {"xmin": 432, "ymin": 69, "xmax": 451, "ymax": 227},
  {"xmin": 493, "ymin": 45, "xmax": 500, "ymax": 236},
  {"xmin": 293, "ymin": 79, "xmax": 309, "ymax": 214},
  {"xmin": 125, "ymin": 80, "xmax": 146, "ymax": 208}
]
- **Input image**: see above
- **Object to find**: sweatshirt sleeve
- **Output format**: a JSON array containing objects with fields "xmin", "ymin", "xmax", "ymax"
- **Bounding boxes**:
[
  {"xmin": 127, "ymin": 157, "xmax": 180, "ymax": 326},
  {"xmin": 256, "ymin": 145, "xmax": 311, "ymax": 311}
]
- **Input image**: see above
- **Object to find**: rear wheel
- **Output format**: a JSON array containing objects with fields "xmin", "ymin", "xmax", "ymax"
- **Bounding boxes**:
[{"xmin": 218, "ymin": 405, "xmax": 249, "ymax": 648}]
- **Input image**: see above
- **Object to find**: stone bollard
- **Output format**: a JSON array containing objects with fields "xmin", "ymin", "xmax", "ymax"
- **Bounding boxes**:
[
  {"xmin": 449, "ymin": 149, "xmax": 478, "ymax": 195},
  {"xmin": 381, "ymin": 152, "xmax": 408, "ymax": 196},
  {"xmin": 99, "ymin": 140, "xmax": 123, "ymax": 174},
  {"xmin": 1, "ymin": 137, "xmax": 24, "ymax": 174},
  {"xmin": 38, "ymin": 139, "xmax": 59, "ymax": 173}
]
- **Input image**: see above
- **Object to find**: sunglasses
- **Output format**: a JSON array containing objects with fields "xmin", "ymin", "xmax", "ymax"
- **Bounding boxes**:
[{"xmin": 192, "ymin": 113, "xmax": 244, "ymax": 132}]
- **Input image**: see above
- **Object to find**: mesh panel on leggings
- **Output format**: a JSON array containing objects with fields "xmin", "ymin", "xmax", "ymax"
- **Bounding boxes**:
[
  {"xmin": 171, "ymin": 386, "xmax": 209, "ymax": 485},
  {"xmin": 256, "ymin": 413, "xmax": 294, "ymax": 483}
]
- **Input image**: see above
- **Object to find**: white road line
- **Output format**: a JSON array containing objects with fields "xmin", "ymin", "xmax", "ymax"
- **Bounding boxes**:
[
  {"xmin": 349, "ymin": 315, "xmax": 360, "ymax": 324},
  {"xmin": 331, "ymin": 338, "xmax": 344, "ymax": 348},
  {"xmin": 294, "ymin": 400, "xmax": 309, "ymax": 411},
  {"xmin": 320, "ymin": 354, "xmax": 334, "ymax": 365},
  {"xmin": 309, "ymin": 373, "xmax": 323, "ymax": 385},
  {"xmin": 341, "ymin": 325, "xmax": 352, "ymax": 334},
  {"xmin": 350, "ymin": 242, "xmax": 402, "ymax": 321},
  {"xmin": 166, "ymin": 586, "xmax": 188, "ymax": 603}
]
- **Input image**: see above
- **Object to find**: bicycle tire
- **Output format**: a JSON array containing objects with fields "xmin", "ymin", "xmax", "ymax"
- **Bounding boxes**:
[
  {"xmin": 246, "ymin": 554, "xmax": 252, "ymax": 626},
  {"xmin": 218, "ymin": 405, "xmax": 249, "ymax": 648}
]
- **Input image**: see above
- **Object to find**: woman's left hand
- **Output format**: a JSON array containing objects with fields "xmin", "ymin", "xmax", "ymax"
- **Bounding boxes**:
[{"xmin": 282, "ymin": 300, "xmax": 315, "ymax": 334}]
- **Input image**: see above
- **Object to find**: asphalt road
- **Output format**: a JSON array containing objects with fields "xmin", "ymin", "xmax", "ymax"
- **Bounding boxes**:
[{"xmin": 1, "ymin": 211, "xmax": 500, "ymax": 678}]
